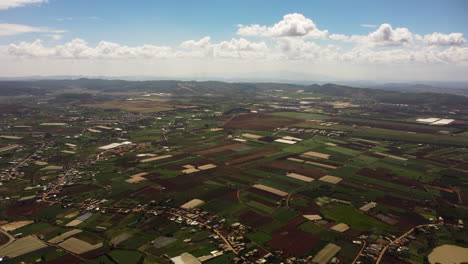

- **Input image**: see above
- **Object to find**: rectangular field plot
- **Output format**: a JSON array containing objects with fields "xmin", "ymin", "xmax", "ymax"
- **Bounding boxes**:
[
  {"xmin": 252, "ymin": 184, "xmax": 288, "ymax": 197},
  {"xmin": 287, "ymin": 173, "xmax": 315, "ymax": 182},
  {"xmin": 319, "ymin": 175, "xmax": 342, "ymax": 184},
  {"xmin": 312, "ymin": 243, "xmax": 341, "ymax": 264},
  {"xmin": 0, "ymin": 235, "xmax": 47, "ymax": 258},
  {"xmin": 58, "ymin": 237, "xmax": 103, "ymax": 254}
]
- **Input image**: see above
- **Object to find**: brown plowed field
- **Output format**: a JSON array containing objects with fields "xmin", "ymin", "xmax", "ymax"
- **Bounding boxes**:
[
  {"xmin": 224, "ymin": 114, "xmax": 302, "ymax": 130},
  {"xmin": 357, "ymin": 168, "xmax": 422, "ymax": 188},
  {"xmin": 194, "ymin": 143, "xmax": 245, "ymax": 155},
  {"xmin": 6, "ymin": 200, "xmax": 49, "ymax": 217},
  {"xmin": 269, "ymin": 216, "xmax": 321, "ymax": 256},
  {"xmin": 235, "ymin": 209, "xmax": 273, "ymax": 228}
]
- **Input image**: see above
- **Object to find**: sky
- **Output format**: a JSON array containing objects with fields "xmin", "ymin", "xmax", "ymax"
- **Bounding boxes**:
[{"xmin": 1, "ymin": 0, "xmax": 468, "ymax": 81}]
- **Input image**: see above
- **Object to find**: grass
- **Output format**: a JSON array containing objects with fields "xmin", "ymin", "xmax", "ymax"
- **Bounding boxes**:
[
  {"xmin": 245, "ymin": 200, "xmax": 276, "ymax": 214},
  {"xmin": 272, "ymin": 207, "xmax": 297, "ymax": 222},
  {"xmin": 246, "ymin": 231, "xmax": 272, "ymax": 246},
  {"xmin": 108, "ymin": 249, "xmax": 142, "ymax": 264},
  {"xmin": 321, "ymin": 204, "xmax": 392, "ymax": 231}
]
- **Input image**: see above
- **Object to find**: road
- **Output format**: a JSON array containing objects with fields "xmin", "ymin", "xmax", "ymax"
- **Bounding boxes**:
[
  {"xmin": 32, "ymin": 234, "xmax": 88, "ymax": 262},
  {"xmin": 221, "ymin": 114, "xmax": 236, "ymax": 127},
  {"xmin": 7, "ymin": 143, "xmax": 45, "ymax": 179},
  {"xmin": 42, "ymin": 173, "xmax": 66, "ymax": 204},
  {"xmin": 376, "ymin": 223, "xmax": 442, "ymax": 264},
  {"xmin": 0, "ymin": 228, "xmax": 15, "ymax": 250},
  {"xmin": 351, "ymin": 240, "xmax": 366, "ymax": 264}
]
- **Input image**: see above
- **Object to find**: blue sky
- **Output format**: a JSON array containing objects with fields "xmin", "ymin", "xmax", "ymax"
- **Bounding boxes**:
[{"xmin": 1, "ymin": 0, "xmax": 468, "ymax": 81}]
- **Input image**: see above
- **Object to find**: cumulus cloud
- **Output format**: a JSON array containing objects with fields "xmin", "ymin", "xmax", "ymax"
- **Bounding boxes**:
[
  {"xmin": 0, "ymin": 0, "xmax": 47, "ymax": 10},
  {"xmin": 213, "ymin": 38, "xmax": 268, "ymax": 58},
  {"xmin": 330, "ymin": 24, "xmax": 466, "ymax": 48},
  {"xmin": 329, "ymin": 34, "xmax": 350, "ymax": 41},
  {"xmin": 423, "ymin": 32, "xmax": 466, "ymax": 46},
  {"xmin": 1, "ymin": 37, "xmax": 269, "ymax": 60},
  {"xmin": 367, "ymin": 24, "xmax": 413, "ymax": 46},
  {"xmin": 2, "ymin": 39, "xmax": 174, "ymax": 59},
  {"xmin": 180, "ymin": 36, "xmax": 211, "ymax": 50},
  {"xmin": 179, "ymin": 37, "xmax": 269, "ymax": 59},
  {"xmin": 0, "ymin": 23, "xmax": 65, "ymax": 36},
  {"xmin": 237, "ymin": 13, "xmax": 328, "ymax": 38}
]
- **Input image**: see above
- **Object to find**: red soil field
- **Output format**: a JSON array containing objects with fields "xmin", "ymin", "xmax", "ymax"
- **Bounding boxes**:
[
  {"xmin": 357, "ymin": 168, "xmax": 422, "ymax": 188},
  {"xmin": 194, "ymin": 143, "xmax": 245, "ymax": 155},
  {"xmin": 235, "ymin": 209, "xmax": 274, "ymax": 228},
  {"xmin": 291, "ymin": 201, "xmax": 321, "ymax": 215},
  {"xmin": 269, "ymin": 216, "xmax": 321, "ymax": 257},
  {"xmin": 6, "ymin": 200, "xmax": 49, "ymax": 217},
  {"xmin": 59, "ymin": 185, "xmax": 101, "ymax": 197}
]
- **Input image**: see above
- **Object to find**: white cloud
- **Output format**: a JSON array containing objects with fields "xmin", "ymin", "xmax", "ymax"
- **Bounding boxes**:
[
  {"xmin": 423, "ymin": 32, "xmax": 466, "ymax": 46},
  {"xmin": 0, "ymin": 0, "xmax": 47, "ymax": 10},
  {"xmin": 360, "ymin": 24, "xmax": 377, "ymax": 28},
  {"xmin": 1, "ymin": 37, "xmax": 269, "ymax": 60},
  {"xmin": 179, "ymin": 36, "xmax": 269, "ymax": 59},
  {"xmin": 367, "ymin": 24, "xmax": 413, "ymax": 46},
  {"xmin": 213, "ymin": 38, "xmax": 268, "ymax": 58},
  {"xmin": 47, "ymin": 34, "xmax": 63, "ymax": 40},
  {"xmin": 2, "ymin": 39, "xmax": 174, "ymax": 59},
  {"xmin": 180, "ymin": 36, "xmax": 211, "ymax": 50},
  {"xmin": 0, "ymin": 23, "xmax": 65, "ymax": 37},
  {"xmin": 329, "ymin": 34, "xmax": 350, "ymax": 41},
  {"xmin": 237, "ymin": 13, "xmax": 328, "ymax": 38}
]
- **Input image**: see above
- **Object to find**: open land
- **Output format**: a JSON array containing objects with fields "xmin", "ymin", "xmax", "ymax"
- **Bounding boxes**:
[{"xmin": 0, "ymin": 79, "xmax": 467, "ymax": 264}]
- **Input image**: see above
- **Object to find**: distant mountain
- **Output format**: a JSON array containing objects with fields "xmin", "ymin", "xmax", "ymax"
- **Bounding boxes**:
[
  {"xmin": 1, "ymin": 79, "xmax": 467, "ymax": 107},
  {"xmin": 358, "ymin": 83, "xmax": 468, "ymax": 97}
]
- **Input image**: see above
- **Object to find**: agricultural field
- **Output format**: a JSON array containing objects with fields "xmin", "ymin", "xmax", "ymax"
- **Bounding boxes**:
[{"xmin": 0, "ymin": 79, "xmax": 467, "ymax": 264}]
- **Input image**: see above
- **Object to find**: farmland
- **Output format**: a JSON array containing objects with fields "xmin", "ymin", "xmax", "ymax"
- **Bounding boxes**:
[{"xmin": 0, "ymin": 79, "xmax": 467, "ymax": 264}]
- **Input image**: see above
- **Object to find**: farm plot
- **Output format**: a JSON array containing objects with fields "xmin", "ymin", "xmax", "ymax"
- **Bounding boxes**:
[
  {"xmin": 223, "ymin": 113, "xmax": 302, "ymax": 130},
  {"xmin": 303, "ymin": 151, "xmax": 330, "ymax": 159},
  {"xmin": 0, "ymin": 220, "xmax": 34, "ymax": 231},
  {"xmin": 311, "ymin": 243, "xmax": 341, "ymax": 264},
  {"xmin": 0, "ymin": 235, "xmax": 47, "ymax": 258},
  {"xmin": 287, "ymin": 172, "xmax": 314, "ymax": 182},
  {"xmin": 253, "ymin": 184, "xmax": 288, "ymax": 197},
  {"xmin": 194, "ymin": 143, "xmax": 246, "ymax": 155},
  {"xmin": 226, "ymin": 148, "xmax": 278, "ymax": 165},
  {"xmin": 269, "ymin": 217, "xmax": 321, "ymax": 256},
  {"xmin": 82, "ymin": 100, "xmax": 176, "ymax": 113},
  {"xmin": 180, "ymin": 199, "xmax": 205, "ymax": 209},
  {"xmin": 58, "ymin": 237, "xmax": 103, "ymax": 254},
  {"xmin": 319, "ymin": 175, "xmax": 342, "ymax": 184},
  {"xmin": 140, "ymin": 155, "xmax": 173, "ymax": 163},
  {"xmin": 48, "ymin": 229, "xmax": 82, "ymax": 243},
  {"xmin": 125, "ymin": 172, "xmax": 148, "ymax": 183},
  {"xmin": 321, "ymin": 204, "xmax": 390, "ymax": 231},
  {"xmin": 269, "ymin": 161, "xmax": 327, "ymax": 178}
]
